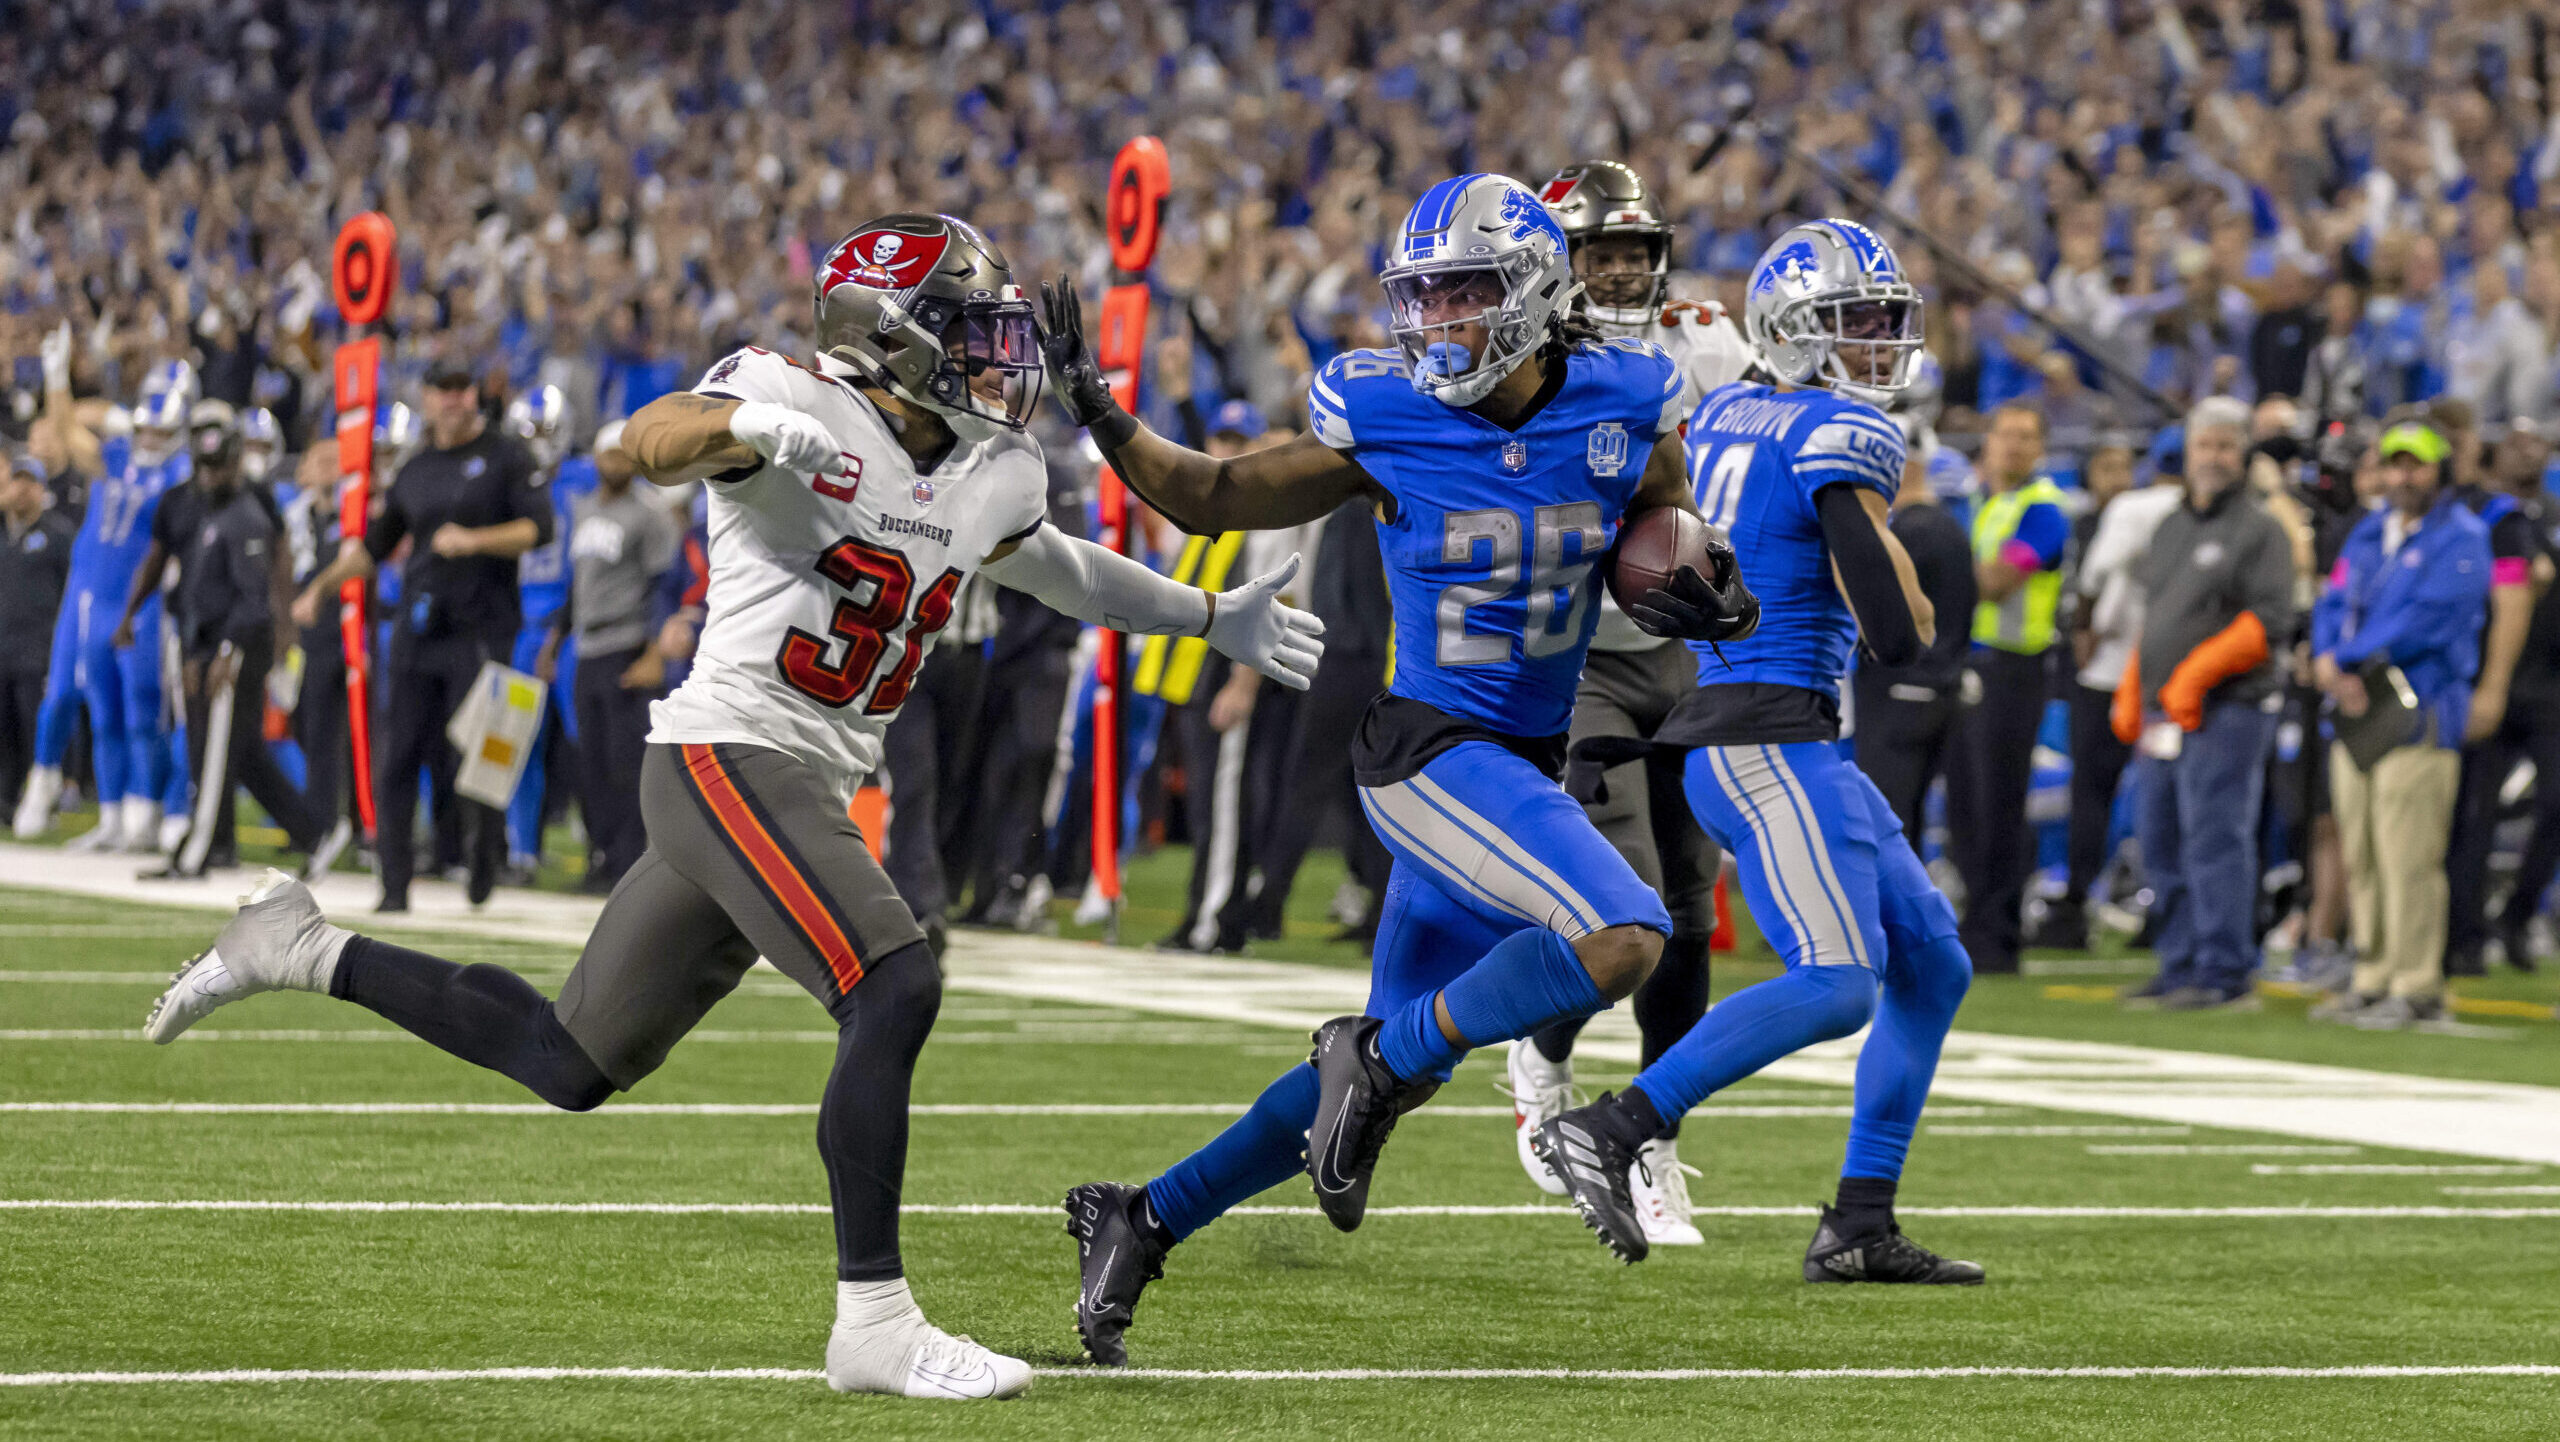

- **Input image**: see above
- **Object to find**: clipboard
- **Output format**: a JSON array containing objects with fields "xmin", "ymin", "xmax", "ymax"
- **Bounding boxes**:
[{"xmin": 2332, "ymin": 662, "xmax": 2422, "ymax": 772}]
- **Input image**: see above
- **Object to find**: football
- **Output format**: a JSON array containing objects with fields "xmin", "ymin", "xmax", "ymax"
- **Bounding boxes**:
[{"xmin": 1608, "ymin": 505, "xmax": 1722, "ymax": 608}]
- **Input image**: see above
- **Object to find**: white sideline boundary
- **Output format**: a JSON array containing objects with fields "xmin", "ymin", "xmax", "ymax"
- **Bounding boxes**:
[
  {"xmin": 5, "ymin": 1364, "xmax": 2558, "ymax": 1387},
  {"xmin": 8, "ymin": 840, "xmax": 2560, "ymax": 1164},
  {"xmin": 10, "ymin": 1199, "xmax": 2560, "ymax": 1220}
]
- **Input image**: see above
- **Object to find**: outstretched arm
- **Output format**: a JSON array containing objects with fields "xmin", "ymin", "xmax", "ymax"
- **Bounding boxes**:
[
  {"xmin": 1040, "ymin": 277, "xmax": 1378, "ymax": 533},
  {"xmin": 981, "ymin": 524, "xmax": 1326, "ymax": 689},
  {"xmin": 623, "ymin": 392, "xmax": 842, "ymax": 489}
]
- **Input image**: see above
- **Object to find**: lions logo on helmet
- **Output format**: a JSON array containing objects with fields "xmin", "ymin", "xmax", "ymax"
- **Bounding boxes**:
[
  {"xmin": 1379, "ymin": 174, "xmax": 1577, "ymax": 407},
  {"xmin": 1743, "ymin": 219, "xmax": 1925, "ymax": 402}
]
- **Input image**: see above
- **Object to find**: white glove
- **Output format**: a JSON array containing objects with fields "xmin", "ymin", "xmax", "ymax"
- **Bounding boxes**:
[
  {"xmin": 39, "ymin": 321, "xmax": 71, "ymax": 392},
  {"xmin": 727, "ymin": 400, "xmax": 836, "ymax": 474},
  {"xmin": 1206, "ymin": 554, "xmax": 1326, "ymax": 691}
]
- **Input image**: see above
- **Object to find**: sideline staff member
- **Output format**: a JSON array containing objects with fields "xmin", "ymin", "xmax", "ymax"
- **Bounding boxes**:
[
  {"xmin": 295, "ymin": 359, "xmax": 550, "ymax": 910},
  {"xmin": 121, "ymin": 401, "xmax": 342, "ymax": 878}
]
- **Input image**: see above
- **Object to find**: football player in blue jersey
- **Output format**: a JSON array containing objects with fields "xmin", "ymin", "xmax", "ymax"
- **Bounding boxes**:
[
  {"xmin": 1537, "ymin": 220, "xmax": 1983, "ymax": 1282},
  {"xmin": 1038, "ymin": 173, "xmax": 1759, "ymax": 1364},
  {"xmin": 17, "ymin": 376, "xmax": 192, "ymax": 853}
]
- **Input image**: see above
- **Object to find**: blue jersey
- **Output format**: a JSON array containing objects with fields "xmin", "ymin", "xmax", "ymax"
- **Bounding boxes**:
[
  {"xmin": 72, "ymin": 435, "xmax": 189, "ymax": 592},
  {"xmin": 516, "ymin": 454, "xmax": 596, "ymax": 625},
  {"xmin": 1311, "ymin": 338, "xmax": 1686, "ymax": 737},
  {"xmin": 1684, "ymin": 381, "xmax": 1905, "ymax": 698}
]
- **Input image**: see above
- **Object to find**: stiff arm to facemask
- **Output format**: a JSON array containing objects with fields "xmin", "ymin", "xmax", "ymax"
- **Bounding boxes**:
[{"xmin": 981, "ymin": 525, "xmax": 1327, "ymax": 690}]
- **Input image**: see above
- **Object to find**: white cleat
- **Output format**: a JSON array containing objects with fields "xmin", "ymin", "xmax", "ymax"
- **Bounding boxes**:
[
  {"xmin": 1504, "ymin": 1041, "xmax": 1575, "ymax": 1196},
  {"xmin": 826, "ymin": 1322, "xmax": 1032, "ymax": 1401},
  {"xmin": 64, "ymin": 809, "xmax": 125, "ymax": 852},
  {"xmin": 1631, "ymin": 1136, "xmax": 1705, "ymax": 1247},
  {"xmin": 144, "ymin": 869, "xmax": 353, "ymax": 1044},
  {"xmin": 12, "ymin": 765, "xmax": 62, "ymax": 838},
  {"xmin": 125, "ymin": 797, "xmax": 168, "ymax": 854}
]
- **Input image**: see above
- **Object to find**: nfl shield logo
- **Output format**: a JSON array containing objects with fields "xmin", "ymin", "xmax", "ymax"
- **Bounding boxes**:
[
  {"xmin": 912, "ymin": 478, "xmax": 937, "ymax": 506},
  {"xmin": 1500, "ymin": 439, "xmax": 1529, "ymax": 474},
  {"xmin": 1587, "ymin": 422, "xmax": 1628, "ymax": 478}
]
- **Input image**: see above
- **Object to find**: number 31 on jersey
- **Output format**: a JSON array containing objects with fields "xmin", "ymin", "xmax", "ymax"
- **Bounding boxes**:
[{"xmin": 777, "ymin": 536, "xmax": 961, "ymax": 716}]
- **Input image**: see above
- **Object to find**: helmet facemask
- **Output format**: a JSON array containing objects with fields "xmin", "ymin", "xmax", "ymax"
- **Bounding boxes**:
[
  {"xmin": 1383, "ymin": 254, "xmax": 1557, "ymax": 408},
  {"xmin": 1570, "ymin": 232, "xmax": 1670, "ymax": 336},
  {"xmin": 828, "ymin": 292, "xmax": 1044, "ymax": 445},
  {"xmin": 1765, "ymin": 289, "xmax": 1925, "ymax": 401}
]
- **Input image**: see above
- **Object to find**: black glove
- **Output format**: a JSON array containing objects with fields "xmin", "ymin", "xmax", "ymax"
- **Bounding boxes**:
[
  {"xmin": 1625, "ymin": 531, "xmax": 1760, "ymax": 643},
  {"xmin": 1038, "ymin": 274, "xmax": 1139, "ymax": 448}
]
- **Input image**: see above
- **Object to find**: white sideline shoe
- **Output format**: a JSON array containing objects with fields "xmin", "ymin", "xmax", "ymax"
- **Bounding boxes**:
[
  {"xmin": 826, "ymin": 1322, "xmax": 1032, "ymax": 1400},
  {"xmin": 144, "ymin": 869, "xmax": 353, "ymax": 1043},
  {"xmin": 123, "ymin": 796, "xmax": 166, "ymax": 854},
  {"xmin": 12, "ymin": 765, "xmax": 61, "ymax": 838},
  {"xmin": 1632, "ymin": 1136, "xmax": 1705, "ymax": 1247},
  {"xmin": 1503, "ymin": 1041, "xmax": 1575, "ymax": 1196},
  {"xmin": 65, "ymin": 809, "xmax": 124, "ymax": 852},
  {"xmin": 302, "ymin": 817, "xmax": 355, "ymax": 882}
]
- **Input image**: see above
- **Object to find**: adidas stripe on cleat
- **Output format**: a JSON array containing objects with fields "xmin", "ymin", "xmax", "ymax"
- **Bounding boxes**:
[
  {"xmin": 1533, "ymin": 1094, "xmax": 1649, "ymax": 1263},
  {"xmin": 1802, "ymin": 1205, "xmax": 1985, "ymax": 1284}
]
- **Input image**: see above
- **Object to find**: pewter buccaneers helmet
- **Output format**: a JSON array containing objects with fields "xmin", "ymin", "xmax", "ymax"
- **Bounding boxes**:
[
  {"xmin": 1540, "ymin": 160, "xmax": 1673, "ymax": 336},
  {"xmin": 1744, "ymin": 219, "xmax": 1925, "ymax": 399},
  {"xmin": 813, "ymin": 213, "xmax": 1043, "ymax": 439},
  {"xmin": 1379, "ymin": 174, "xmax": 1577, "ymax": 407}
]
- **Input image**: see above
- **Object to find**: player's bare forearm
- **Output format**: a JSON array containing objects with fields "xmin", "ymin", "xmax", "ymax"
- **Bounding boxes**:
[
  {"xmin": 118, "ymin": 544, "xmax": 168, "ymax": 630},
  {"xmin": 1631, "ymin": 441, "xmax": 1701, "ymax": 517},
  {"xmin": 2480, "ymin": 584, "xmax": 2532, "ymax": 696},
  {"xmin": 1110, "ymin": 426, "xmax": 1375, "ymax": 533},
  {"xmin": 625, "ymin": 393, "xmax": 759, "ymax": 487}
]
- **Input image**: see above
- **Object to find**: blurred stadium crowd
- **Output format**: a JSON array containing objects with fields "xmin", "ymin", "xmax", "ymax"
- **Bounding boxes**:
[{"xmin": 6, "ymin": 0, "xmax": 2560, "ymax": 1025}]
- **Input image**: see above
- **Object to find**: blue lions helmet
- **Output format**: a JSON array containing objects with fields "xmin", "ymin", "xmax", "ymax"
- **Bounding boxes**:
[
  {"xmin": 1379, "ymin": 174, "xmax": 1576, "ymax": 406},
  {"xmin": 238, "ymin": 406, "xmax": 284, "ymax": 480},
  {"xmin": 129, "ymin": 386, "xmax": 191, "ymax": 466},
  {"xmin": 1744, "ymin": 219, "xmax": 1925, "ymax": 401}
]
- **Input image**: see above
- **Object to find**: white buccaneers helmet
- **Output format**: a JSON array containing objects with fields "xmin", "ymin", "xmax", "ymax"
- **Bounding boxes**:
[
  {"xmin": 812, "ymin": 213, "xmax": 1043, "ymax": 442},
  {"xmin": 1379, "ymin": 173, "xmax": 1577, "ymax": 407},
  {"xmin": 1744, "ymin": 219, "xmax": 1925, "ymax": 401}
]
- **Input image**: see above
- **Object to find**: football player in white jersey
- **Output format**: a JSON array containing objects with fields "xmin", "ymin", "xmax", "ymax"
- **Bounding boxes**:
[
  {"xmin": 1501, "ymin": 162, "xmax": 1762, "ymax": 1244},
  {"xmin": 140, "ymin": 214, "xmax": 1323, "ymax": 1402}
]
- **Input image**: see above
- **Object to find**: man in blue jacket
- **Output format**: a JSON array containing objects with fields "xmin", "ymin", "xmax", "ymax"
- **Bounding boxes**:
[{"xmin": 2310, "ymin": 420, "xmax": 2492, "ymax": 1029}]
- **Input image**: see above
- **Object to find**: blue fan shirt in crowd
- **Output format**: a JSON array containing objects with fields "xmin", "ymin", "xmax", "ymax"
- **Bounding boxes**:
[
  {"xmin": 1682, "ymin": 380, "xmax": 1905, "ymax": 699},
  {"xmin": 1308, "ymin": 337, "xmax": 1687, "ymax": 739}
]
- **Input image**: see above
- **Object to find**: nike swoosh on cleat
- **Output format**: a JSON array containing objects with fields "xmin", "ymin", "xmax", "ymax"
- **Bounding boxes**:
[
  {"xmin": 1311, "ymin": 1109, "xmax": 1358, "ymax": 1194},
  {"xmin": 912, "ymin": 1362, "xmax": 997, "ymax": 1398}
]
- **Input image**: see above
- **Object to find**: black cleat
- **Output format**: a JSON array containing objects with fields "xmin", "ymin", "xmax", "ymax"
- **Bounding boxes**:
[
  {"xmin": 1063, "ymin": 1182, "xmax": 1168, "ymax": 1366},
  {"xmin": 1305, "ymin": 1016, "xmax": 1435, "ymax": 1232},
  {"xmin": 1802, "ymin": 1205, "xmax": 1984, "ymax": 1284},
  {"xmin": 1533, "ymin": 1094, "xmax": 1650, "ymax": 1264}
]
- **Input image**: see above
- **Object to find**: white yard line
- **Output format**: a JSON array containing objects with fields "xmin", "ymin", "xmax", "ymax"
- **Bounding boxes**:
[
  {"xmin": 8, "ymin": 1198, "xmax": 2560, "ymax": 1220},
  {"xmin": 3, "ymin": 1364, "xmax": 2558, "ymax": 1387},
  {"xmin": 2251, "ymin": 1164, "xmax": 2541, "ymax": 1176},
  {"xmin": 0, "ymin": 1100, "xmax": 1907, "ymax": 1119},
  {"xmin": 2089, "ymin": 1145, "xmax": 2362, "ymax": 1156},
  {"xmin": 9, "ymin": 841, "xmax": 2559, "ymax": 1163}
]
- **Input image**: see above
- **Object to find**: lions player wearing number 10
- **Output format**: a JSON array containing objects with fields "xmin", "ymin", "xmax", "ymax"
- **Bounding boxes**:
[
  {"xmin": 1539, "ymin": 220, "xmax": 1984, "ymax": 1283},
  {"xmin": 138, "ymin": 213, "xmax": 1326, "ymax": 1402},
  {"xmin": 1043, "ymin": 173, "xmax": 1758, "ymax": 1366}
]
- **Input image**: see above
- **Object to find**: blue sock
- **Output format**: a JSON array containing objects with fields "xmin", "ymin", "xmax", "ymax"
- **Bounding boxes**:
[
  {"xmin": 1374, "ymin": 927, "xmax": 1604, "ymax": 1083},
  {"xmin": 1842, "ymin": 933, "xmax": 1972, "ymax": 1180},
  {"xmin": 1631, "ymin": 964, "xmax": 1878, "ymax": 1123},
  {"xmin": 1145, "ymin": 1063, "xmax": 1320, "ymax": 1241}
]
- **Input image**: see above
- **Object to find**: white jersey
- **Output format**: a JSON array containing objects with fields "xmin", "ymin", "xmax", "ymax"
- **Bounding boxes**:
[
  {"xmin": 1591, "ymin": 297, "xmax": 1761, "ymax": 652},
  {"xmin": 647, "ymin": 346, "xmax": 1049, "ymax": 802}
]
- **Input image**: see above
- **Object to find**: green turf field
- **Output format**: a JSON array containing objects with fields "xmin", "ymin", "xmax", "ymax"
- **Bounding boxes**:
[{"xmin": 3, "ymin": 879, "xmax": 2557, "ymax": 1439}]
